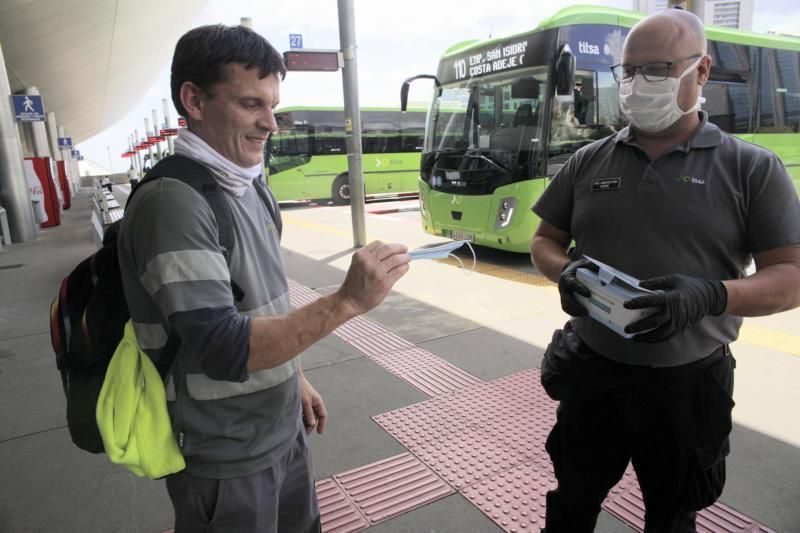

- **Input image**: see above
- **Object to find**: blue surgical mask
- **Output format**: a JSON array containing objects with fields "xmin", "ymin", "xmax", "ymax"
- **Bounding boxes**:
[
  {"xmin": 409, "ymin": 240, "xmax": 468, "ymax": 260},
  {"xmin": 619, "ymin": 56, "xmax": 706, "ymax": 133}
]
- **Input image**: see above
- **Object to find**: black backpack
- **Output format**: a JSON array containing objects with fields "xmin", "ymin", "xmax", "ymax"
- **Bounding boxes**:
[{"xmin": 49, "ymin": 155, "xmax": 281, "ymax": 453}]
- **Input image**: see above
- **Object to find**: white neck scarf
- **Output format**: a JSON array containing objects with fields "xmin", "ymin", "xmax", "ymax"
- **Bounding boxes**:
[{"xmin": 174, "ymin": 129, "xmax": 262, "ymax": 197}]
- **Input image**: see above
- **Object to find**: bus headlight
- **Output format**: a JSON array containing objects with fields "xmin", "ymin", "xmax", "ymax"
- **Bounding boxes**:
[{"xmin": 495, "ymin": 197, "xmax": 517, "ymax": 229}]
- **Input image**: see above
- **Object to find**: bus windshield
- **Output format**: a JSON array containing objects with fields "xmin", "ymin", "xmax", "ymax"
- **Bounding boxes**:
[{"xmin": 426, "ymin": 67, "xmax": 548, "ymax": 192}]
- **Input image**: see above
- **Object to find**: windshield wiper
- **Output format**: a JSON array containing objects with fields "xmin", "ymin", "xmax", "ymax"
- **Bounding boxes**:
[{"xmin": 462, "ymin": 150, "xmax": 511, "ymax": 175}]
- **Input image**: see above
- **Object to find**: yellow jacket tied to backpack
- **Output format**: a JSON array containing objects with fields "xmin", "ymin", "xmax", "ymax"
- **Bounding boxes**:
[{"xmin": 96, "ymin": 320, "xmax": 185, "ymax": 478}]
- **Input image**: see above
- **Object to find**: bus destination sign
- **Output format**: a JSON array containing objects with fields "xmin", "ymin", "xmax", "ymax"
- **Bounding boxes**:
[
  {"xmin": 452, "ymin": 39, "xmax": 529, "ymax": 81},
  {"xmin": 438, "ymin": 36, "xmax": 540, "ymax": 84}
]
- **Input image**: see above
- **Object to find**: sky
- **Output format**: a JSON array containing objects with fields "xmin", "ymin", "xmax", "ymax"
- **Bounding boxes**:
[{"xmin": 80, "ymin": 0, "xmax": 800, "ymax": 173}]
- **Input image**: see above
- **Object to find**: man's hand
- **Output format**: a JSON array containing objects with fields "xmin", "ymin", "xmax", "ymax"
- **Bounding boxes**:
[
  {"xmin": 300, "ymin": 371, "xmax": 327, "ymax": 435},
  {"xmin": 559, "ymin": 258, "xmax": 595, "ymax": 316},
  {"xmin": 337, "ymin": 241, "xmax": 411, "ymax": 315},
  {"xmin": 624, "ymin": 274, "xmax": 728, "ymax": 343}
]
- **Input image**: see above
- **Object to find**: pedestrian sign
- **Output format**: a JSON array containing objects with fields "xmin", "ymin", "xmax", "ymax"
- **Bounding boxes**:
[
  {"xmin": 58, "ymin": 137, "xmax": 73, "ymax": 149},
  {"xmin": 290, "ymin": 34, "xmax": 303, "ymax": 49},
  {"xmin": 12, "ymin": 95, "xmax": 45, "ymax": 122}
]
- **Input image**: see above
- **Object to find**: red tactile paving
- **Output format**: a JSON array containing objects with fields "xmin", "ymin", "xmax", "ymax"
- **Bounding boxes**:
[
  {"xmin": 374, "ymin": 370, "xmax": 557, "ymax": 489},
  {"xmin": 287, "ymin": 278, "xmax": 321, "ymax": 308},
  {"xmin": 399, "ymin": 362, "xmax": 483, "ymax": 396},
  {"xmin": 348, "ymin": 332, "xmax": 415, "ymax": 357},
  {"xmin": 368, "ymin": 347, "xmax": 447, "ymax": 373},
  {"xmin": 602, "ymin": 484, "xmax": 777, "ymax": 533},
  {"xmin": 461, "ymin": 461, "xmax": 557, "ymax": 532},
  {"xmin": 368, "ymin": 348, "xmax": 482, "ymax": 396},
  {"xmin": 288, "ymin": 279, "xmax": 483, "ymax": 398},
  {"xmin": 697, "ymin": 501, "xmax": 776, "ymax": 533},
  {"xmin": 603, "ymin": 464, "xmax": 640, "ymax": 501},
  {"xmin": 333, "ymin": 453, "xmax": 453, "ymax": 525},
  {"xmin": 316, "ymin": 478, "xmax": 369, "ymax": 533},
  {"xmin": 333, "ymin": 316, "xmax": 388, "ymax": 341}
]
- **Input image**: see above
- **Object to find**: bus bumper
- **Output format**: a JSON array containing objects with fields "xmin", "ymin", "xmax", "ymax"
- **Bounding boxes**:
[{"xmin": 418, "ymin": 178, "xmax": 548, "ymax": 254}]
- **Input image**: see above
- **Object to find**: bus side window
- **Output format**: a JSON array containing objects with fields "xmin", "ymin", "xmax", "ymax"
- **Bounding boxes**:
[{"xmin": 401, "ymin": 131, "xmax": 424, "ymax": 152}]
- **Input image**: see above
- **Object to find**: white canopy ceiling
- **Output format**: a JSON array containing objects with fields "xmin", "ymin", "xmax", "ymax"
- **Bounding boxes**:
[{"xmin": 1, "ymin": 0, "xmax": 208, "ymax": 143}]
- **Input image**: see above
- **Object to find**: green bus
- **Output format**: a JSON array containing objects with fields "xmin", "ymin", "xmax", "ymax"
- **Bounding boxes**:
[
  {"xmin": 401, "ymin": 5, "xmax": 800, "ymax": 253},
  {"xmin": 265, "ymin": 106, "xmax": 427, "ymax": 204}
]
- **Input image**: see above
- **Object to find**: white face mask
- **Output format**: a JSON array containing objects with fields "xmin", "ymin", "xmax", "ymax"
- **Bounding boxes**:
[{"xmin": 619, "ymin": 57, "xmax": 706, "ymax": 133}]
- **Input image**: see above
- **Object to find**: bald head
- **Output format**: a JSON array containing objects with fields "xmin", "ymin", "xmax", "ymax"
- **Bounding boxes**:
[
  {"xmin": 618, "ymin": 9, "xmax": 712, "ymax": 138},
  {"xmin": 624, "ymin": 9, "xmax": 706, "ymax": 63}
]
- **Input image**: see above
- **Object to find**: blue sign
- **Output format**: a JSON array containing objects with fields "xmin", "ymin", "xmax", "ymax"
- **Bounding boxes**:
[
  {"xmin": 12, "ymin": 95, "xmax": 45, "ymax": 122},
  {"xmin": 289, "ymin": 34, "xmax": 303, "ymax": 49},
  {"xmin": 58, "ymin": 137, "xmax": 73, "ymax": 149},
  {"xmin": 71, "ymin": 149, "xmax": 80, "ymax": 158}
]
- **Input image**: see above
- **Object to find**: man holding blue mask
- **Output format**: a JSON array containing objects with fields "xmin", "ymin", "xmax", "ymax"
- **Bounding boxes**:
[{"xmin": 530, "ymin": 8, "xmax": 800, "ymax": 532}]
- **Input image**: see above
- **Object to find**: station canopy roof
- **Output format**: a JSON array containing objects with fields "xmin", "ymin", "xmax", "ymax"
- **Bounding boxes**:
[{"xmin": 1, "ymin": 0, "xmax": 208, "ymax": 143}]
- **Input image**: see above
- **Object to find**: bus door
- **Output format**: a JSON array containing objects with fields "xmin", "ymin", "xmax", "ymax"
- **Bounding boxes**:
[{"xmin": 361, "ymin": 124, "xmax": 396, "ymax": 195}]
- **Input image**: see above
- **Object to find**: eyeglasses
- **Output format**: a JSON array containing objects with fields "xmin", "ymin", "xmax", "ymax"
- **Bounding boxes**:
[{"xmin": 610, "ymin": 54, "xmax": 702, "ymax": 83}]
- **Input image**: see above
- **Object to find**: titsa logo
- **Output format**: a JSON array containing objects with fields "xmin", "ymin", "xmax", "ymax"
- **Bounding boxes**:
[{"xmin": 677, "ymin": 175, "xmax": 705, "ymax": 185}]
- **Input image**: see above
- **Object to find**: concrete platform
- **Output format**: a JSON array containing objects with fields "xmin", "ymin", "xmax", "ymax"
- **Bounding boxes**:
[{"xmin": 1, "ymin": 191, "xmax": 798, "ymax": 532}]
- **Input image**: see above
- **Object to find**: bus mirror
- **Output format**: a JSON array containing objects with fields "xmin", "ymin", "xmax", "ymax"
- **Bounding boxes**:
[
  {"xmin": 555, "ymin": 44, "xmax": 575, "ymax": 96},
  {"xmin": 400, "ymin": 74, "xmax": 441, "ymax": 112}
]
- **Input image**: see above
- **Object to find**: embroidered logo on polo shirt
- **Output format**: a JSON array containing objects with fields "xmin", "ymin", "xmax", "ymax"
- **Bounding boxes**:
[
  {"xmin": 676, "ymin": 175, "xmax": 705, "ymax": 185},
  {"xmin": 591, "ymin": 177, "xmax": 621, "ymax": 191}
]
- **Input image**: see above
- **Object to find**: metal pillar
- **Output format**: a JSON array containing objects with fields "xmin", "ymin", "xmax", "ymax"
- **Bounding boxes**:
[
  {"xmin": 151, "ymin": 109, "xmax": 162, "ymax": 160},
  {"xmin": 144, "ymin": 118, "xmax": 154, "ymax": 170},
  {"xmin": 58, "ymin": 125, "xmax": 79, "ymax": 189},
  {"xmin": 162, "ymin": 98, "xmax": 174, "ymax": 155},
  {"xmin": 134, "ymin": 129, "xmax": 144, "ymax": 174},
  {"xmin": 0, "ymin": 42, "xmax": 38, "ymax": 242},
  {"xmin": 337, "ymin": 0, "xmax": 366, "ymax": 248},
  {"xmin": 129, "ymin": 134, "xmax": 139, "ymax": 177}
]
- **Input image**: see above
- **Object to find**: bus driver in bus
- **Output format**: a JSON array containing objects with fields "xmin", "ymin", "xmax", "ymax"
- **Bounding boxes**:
[{"xmin": 531, "ymin": 8, "xmax": 800, "ymax": 532}]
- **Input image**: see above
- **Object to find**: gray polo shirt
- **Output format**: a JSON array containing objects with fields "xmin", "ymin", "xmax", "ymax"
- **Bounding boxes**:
[
  {"xmin": 119, "ymin": 170, "xmax": 301, "ymax": 478},
  {"xmin": 533, "ymin": 112, "xmax": 800, "ymax": 366}
]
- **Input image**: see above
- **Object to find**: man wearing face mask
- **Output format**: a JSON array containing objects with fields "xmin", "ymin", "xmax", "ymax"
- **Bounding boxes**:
[{"xmin": 530, "ymin": 9, "xmax": 800, "ymax": 532}]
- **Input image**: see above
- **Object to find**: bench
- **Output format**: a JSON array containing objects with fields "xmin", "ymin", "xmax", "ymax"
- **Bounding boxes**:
[{"xmin": 91, "ymin": 185, "xmax": 124, "ymax": 248}]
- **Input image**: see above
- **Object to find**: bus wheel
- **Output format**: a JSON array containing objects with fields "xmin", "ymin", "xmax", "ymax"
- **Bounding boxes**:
[{"xmin": 332, "ymin": 175, "xmax": 350, "ymax": 205}]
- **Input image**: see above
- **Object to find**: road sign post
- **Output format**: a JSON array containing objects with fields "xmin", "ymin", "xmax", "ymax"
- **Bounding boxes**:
[{"xmin": 337, "ymin": 0, "xmax": 366, "ymax": 248}]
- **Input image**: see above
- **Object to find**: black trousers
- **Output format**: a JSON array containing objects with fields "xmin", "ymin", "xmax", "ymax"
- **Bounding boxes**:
[
  {"xmin": 542, "ymin": 324, "xmax": 735, "ymax": 533},
  {"xmin": 166, "ymin": 430, "xmax": 320, "ymax": 533}
]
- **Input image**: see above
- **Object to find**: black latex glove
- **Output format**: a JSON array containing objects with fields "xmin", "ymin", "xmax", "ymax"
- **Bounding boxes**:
[
  {"xmin": 623, "ymin": 274, "xmax": 728, "ymax": 343},
  {"xmin": 558, "ymin": 258, "xmax": 597, "ymax": 317}
]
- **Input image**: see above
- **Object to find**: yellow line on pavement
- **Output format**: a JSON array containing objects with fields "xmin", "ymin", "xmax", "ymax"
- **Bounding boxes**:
[
  {"xmin": 434, "ymin": 256, "xmax": 555, "ymax": 287},
  {"xmin": 282, "ymin": 213, "xmax": 551, "ymax": 287},
  {"xmin": 282, "ymin": 214, "xmax": 365, "ymax": 240},
  {"xmin": 738, "ymin": 324, "xmax": 800, "ymax": 357}
]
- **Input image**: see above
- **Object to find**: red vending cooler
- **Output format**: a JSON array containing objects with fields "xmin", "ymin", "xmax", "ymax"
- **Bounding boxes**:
[
  {"xmin": 56, "ymin": 160, "xmax": 72, "ymax": 209},
  {"xmin": 25, "ymin": 156, "xmax": 61, "ymax": 227}
]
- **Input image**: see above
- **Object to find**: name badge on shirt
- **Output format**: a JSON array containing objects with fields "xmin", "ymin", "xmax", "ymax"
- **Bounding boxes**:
[{"xmin": 591, "ymin": 177, "xmax": 621, "ymax": 191}]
